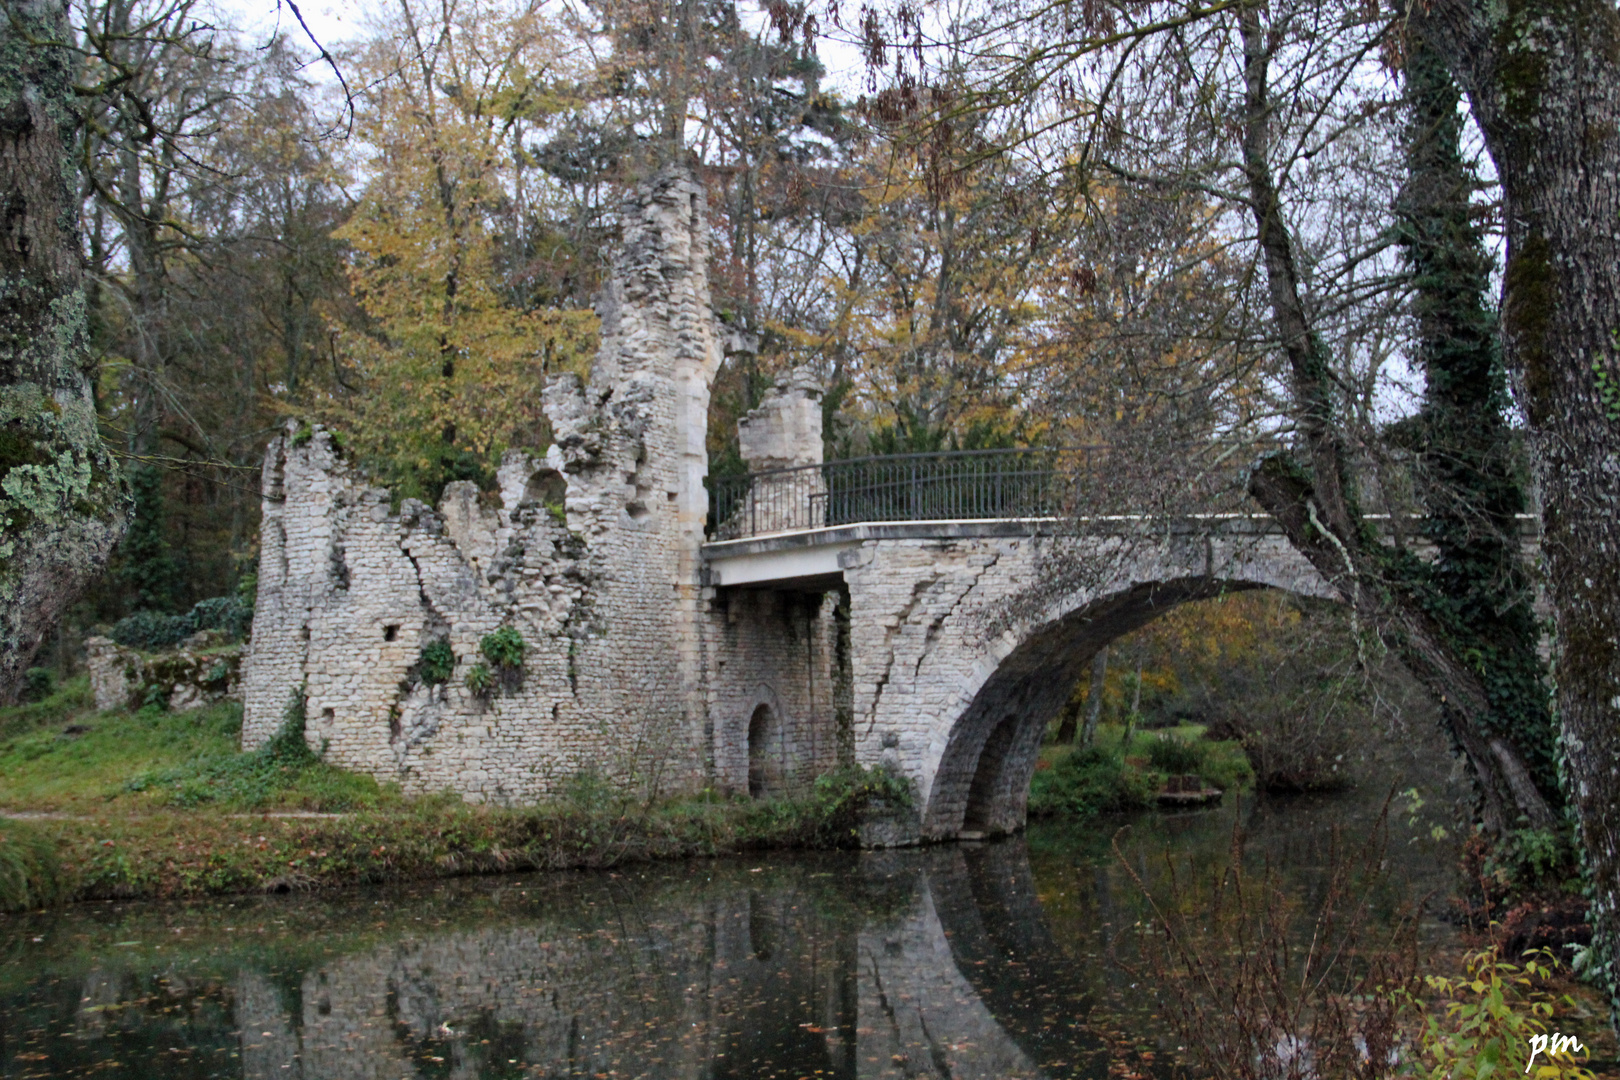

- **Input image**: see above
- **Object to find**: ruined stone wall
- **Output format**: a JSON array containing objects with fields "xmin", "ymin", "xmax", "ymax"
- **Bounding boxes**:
[
  {"xmin": 85, "ymin": 633, "xmax": 242, "ymax": 712},
  {"xmin": 240, "ymin": 169, "xmax": 723, "ymax": 801}
]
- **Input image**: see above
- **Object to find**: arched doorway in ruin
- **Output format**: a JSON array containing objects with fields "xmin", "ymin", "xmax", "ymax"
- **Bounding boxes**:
[{"xmin": 748, "ymin": 703, "xmax": 785, "ymax": 798}]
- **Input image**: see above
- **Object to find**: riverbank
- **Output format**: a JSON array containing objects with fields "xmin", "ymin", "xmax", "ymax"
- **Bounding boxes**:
[
  {"xmin": 0, "ymin": 679, "xmax": 908, "ymax": 910},
  {"xmin": 1, "ymin": 788, "xmax": 895, "ymax": 909}
]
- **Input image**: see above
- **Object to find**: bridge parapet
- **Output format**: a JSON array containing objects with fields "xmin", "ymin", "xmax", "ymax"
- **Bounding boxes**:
[{"xmin": 709, "ymin": 442, "xmax": 1278, "ymax": 542}]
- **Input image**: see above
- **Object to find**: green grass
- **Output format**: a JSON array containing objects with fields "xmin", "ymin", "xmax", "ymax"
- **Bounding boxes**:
[
  {"xmin": 0, "ymin": 767, "xmax": 912, "ymax": 906},
  {"xmin": 0, "ymin": 817, "xmax": 66, "ymax": 912},
  {"xmin": 0, "ymin": 682, "xmax": 917, "ymax": 906},
  {"xmin": 0, "ymin": 674, "xmax": 95, "ymax": 741},
  {"xmin": 0, "ymin": 686, "xmax": 395, "ymax": 813}
]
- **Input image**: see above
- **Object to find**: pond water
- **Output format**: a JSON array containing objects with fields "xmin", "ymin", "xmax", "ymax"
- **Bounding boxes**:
[{"xmin": 0, "ymin": 784, "xmax": 1463, "ymax": 1080}]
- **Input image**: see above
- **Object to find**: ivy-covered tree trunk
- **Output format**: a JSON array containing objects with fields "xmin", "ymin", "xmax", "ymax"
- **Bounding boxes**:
[
  {"xmin": 0, "ymin": 0, "xmax": 130, "ymax": 702},
  {"xmin": 1236, "ymin": 0, "xmax": 1557, "ymax": 836},
  {"xmin": 1415, "ymin": 0, "xmax": 1620, "ymax": 1026},
  {"xmin": 1395, "ymin": 32, "xmax": 1563, "ymax": 814}
]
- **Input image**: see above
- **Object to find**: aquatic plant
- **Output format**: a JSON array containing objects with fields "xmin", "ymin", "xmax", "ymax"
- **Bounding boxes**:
[{"xmin": 1123, "ymin": 804, "xmax": 1418, "ymax": 1080}]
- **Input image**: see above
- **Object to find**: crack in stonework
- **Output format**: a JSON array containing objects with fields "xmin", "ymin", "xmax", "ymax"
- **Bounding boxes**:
[
  {"xmin": 866, "ymin": 572, "xmax": 941, "ymax": 733},
  {"xmin": 913, "ymin": 551, "xmax": 1002, "ymax": 683}
]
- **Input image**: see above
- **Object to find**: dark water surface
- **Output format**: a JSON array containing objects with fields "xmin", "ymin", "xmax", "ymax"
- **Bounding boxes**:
[{"xmin": 0, "ymin": 792, "xmax": 1461, "ymax": 1080}]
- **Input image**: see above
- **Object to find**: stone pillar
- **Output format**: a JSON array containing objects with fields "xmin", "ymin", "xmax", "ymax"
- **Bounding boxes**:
[{"xmin": 736, "ymin": 368, "xmax": 825, "ymax": 534}]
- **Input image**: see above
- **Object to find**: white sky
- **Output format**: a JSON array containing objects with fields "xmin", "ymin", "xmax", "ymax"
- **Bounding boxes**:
[{"xmin": 214, "ymin": 0, "xmax": 871, "ymax": 93}]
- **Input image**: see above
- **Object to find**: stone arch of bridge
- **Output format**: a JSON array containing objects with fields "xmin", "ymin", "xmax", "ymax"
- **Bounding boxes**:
[{"xmin": 921, "ymin": 574, "xmax": 1328, "ymax": 840}]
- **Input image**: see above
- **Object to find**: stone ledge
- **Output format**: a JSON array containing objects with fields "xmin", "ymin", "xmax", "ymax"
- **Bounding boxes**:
[{"xmin": 86, "ymin": 634, "xmax": 244, "ymax": 712}]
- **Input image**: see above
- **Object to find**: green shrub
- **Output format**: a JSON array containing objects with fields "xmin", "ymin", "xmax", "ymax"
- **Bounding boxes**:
[
  {"xmin": 263, "ymin": 688, "xmax": 316, "ymax": 765},
  {"xmin": 1486, "ymin": 827, "xmax": 1577, "ymax": 890},
  {"xmin": 21, "ymin": 667, "xmax": 54, "ymax": 702},
  {"xmin": 464, "ymin": 663, "xmax": 494, "ymax": 696},
  {"xmin": 480, "ymin": 626, "xmax": 525, "ymax": 669},
  {"xmin": 1145, "ymin": 732, "xmax": 1208, "ymax": 774},
  {"xmin": 418, "ymin": 640, "xmax": 455, "ymax": 686},
  {"xmin": 742, "ymin": 764, "xmax": 913, "ymax": 847},
  {"xmin": 1404, "ymin": 949, "xmax": 1594, "ymax": 1080},
  {"xmin": 0, "ymin": 818, "xmax": 66, "ymax": 912},
  {"xmin": 190, "ymin": 595, "xmax": 253, "ymax": 640},
  {"xmin": 1028, "ymin": 745, "xmax": 1153, "ymax": 818},
  {"xmin": 110, "ymin": 595, "xmax": 253, "ymax": 651},
  {"xmin": 111, "ymin": 610, "xmax": 193, "ymax": 650},
  {"xmin": 1193, "ymin": 738, "xmax": 1255, "ymax": 792}
]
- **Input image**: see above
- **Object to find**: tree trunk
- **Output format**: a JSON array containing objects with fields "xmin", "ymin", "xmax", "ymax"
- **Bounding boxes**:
[
  {"xmin": 1081, "ymin": 646, "xmax": 1107, "ymax": 746},
  {"xmin": 1414, "ymin": 0, "xmax": 1620, "ymax": 1026},
  {"xmin": 1237, "ymin": 1, "xmax": 1556, "ymax": 835},
  {"xmin": 0, "ymin": 0, "xmax": 130, "ymax": 701},
  {"xmin": 1396, "ymin": 28, "xmax": 1561, "ymax": 810}
]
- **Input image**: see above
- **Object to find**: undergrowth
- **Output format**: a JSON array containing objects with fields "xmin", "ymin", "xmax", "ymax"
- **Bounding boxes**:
[
  {"xmin": 0, "ymin": 817, "xmax": 66, "ymax": 913},
  {"xmin": 0, "ymin": 675, "xmax": 94, "ymax": 741},
  {"xmin": 10, "ymin": 766, "xmax": 910, "ymax": 905},
  {"xmin": 741, "ymin": 764, "xmax": 914, "ymax": 847},
  {"xmin": 125, "ymin": 691, "xmax": 392, "ymax": 812},
  {"xmin": 1030, "ymin": 725, "xmax": 1251, "ymax": 818}
]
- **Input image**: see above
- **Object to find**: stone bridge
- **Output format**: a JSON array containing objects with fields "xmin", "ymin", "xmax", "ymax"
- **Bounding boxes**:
[
  {"xmin": 240, "ymin": 168, "xmax": 1338, "ymax": 841},
  {"xmin": 709, "ymin": 514, "xmax": 1328, "ymax": 841}
]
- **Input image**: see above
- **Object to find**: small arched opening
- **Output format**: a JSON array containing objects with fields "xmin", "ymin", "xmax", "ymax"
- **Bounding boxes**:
[
  {"xmin": 525, "ymin": 467, "xmax": 567, "ymax": 509},
  {"xmin": 748, "ymin": 703, "xmax": 785, "ymax": 798}
]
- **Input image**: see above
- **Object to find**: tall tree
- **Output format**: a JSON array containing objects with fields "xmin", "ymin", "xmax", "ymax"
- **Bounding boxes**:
[
  {"xmin": 1395, "ymin": 28, "xmax": 1559, "ymax": 818},
  {"xmin": 1413, "ymin": 0, "xmax": 1620, "ymax": 1024},
  {"xmin": 1232, "ymin": 0, "xmax": 1558, "ymax": 834},
  {"xmin": 0, "ymin": 0, "xmax": 131, "ymax": 700},
  {"xmin": 327, "ymin": 0, "xmax": 597, "ymax": 502}
]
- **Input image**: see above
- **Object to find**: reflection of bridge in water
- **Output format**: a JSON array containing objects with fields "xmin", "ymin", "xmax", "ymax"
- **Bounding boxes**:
[{"xmin": 38, "ymin": 846, "xmax": 1109, "ymax": 1080}]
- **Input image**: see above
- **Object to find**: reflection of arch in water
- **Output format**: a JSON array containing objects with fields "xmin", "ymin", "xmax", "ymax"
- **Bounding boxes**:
[
  {"xmin": 923, "ymin": 840, "xmax": 1109, "ymax": 1071},
  {"xmin": 854, "ymin": 852, "xmax": 1050, "ymax": 1080}
]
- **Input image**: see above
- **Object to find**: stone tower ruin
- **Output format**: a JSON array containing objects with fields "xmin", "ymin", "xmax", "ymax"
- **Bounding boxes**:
[{"xmin": 241, "ymin": 168, "xmax": 845, "ymax": 802}]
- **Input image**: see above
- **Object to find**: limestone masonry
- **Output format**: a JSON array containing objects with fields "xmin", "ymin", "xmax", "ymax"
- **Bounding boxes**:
[
  {"xmin": 243, "ymin": 168, "xmax": 1333, "ymax": 837},
  {"xmin": 243, "ymin": 169, "xmax": 840, "ymax": 804}
]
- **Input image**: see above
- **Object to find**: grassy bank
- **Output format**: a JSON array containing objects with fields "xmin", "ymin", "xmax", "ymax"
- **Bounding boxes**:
[
  {"xmin": 1028, "ymin": 723, "xmax": 1253, "ymax": 817},
  {"xmin": 0, "ymin": 680, "xmax": 910, "ymax": 911}
]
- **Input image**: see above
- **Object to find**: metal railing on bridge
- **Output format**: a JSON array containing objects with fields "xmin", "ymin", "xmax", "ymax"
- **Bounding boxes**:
[
  {"xmin": 708, "ymin": 446, "xmax": 1100, "ymax": 541},
  {"xmin": 708, "ymin": 442, "xmax": 1272, "ymax": 542}
]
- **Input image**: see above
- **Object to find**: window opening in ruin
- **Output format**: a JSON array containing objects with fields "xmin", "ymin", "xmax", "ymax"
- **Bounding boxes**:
[
  {"xmin": 748, "ymin": 704, "xmax": 783, "ymax": 798},
  {"xmin": 384, "ymin": 624, "xmax": 399, "ymax": 641},
  {"xmin": 524, "ymin": 468, "xmax": 567, "ymax": 509}
]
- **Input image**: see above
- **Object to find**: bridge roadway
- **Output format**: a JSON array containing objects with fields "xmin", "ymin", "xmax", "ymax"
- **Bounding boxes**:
[{"xmin": 703, "ymin": 513, "xmax": 1304, "ymax": 588}]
